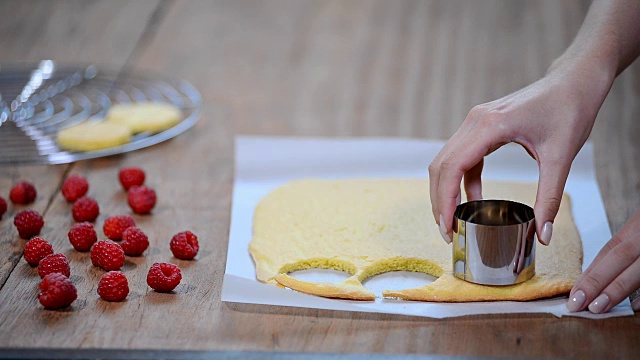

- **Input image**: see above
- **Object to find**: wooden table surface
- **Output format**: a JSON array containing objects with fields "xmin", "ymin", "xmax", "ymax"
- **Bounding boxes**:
[{"xmin": 1, "ymin": 0, "xmax": 639, "ymax": 358}]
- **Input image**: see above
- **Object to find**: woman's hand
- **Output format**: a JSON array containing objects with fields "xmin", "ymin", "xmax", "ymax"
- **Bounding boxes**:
[
  {"xmin": 428, "ymin": 0, "xmax": 640, "ymax": 314},
  {"xmin": 567, "ymin": 209, "xmax": 640, "ymax": 313},
  {"xmin": 428, "ymin": 63, "xmax": 613, "ymax": 245}
]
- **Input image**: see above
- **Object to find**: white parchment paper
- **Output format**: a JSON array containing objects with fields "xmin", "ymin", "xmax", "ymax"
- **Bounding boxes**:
[{"xmin": 222, "ymin": 136, "xmax": 633, "ymax": 319}]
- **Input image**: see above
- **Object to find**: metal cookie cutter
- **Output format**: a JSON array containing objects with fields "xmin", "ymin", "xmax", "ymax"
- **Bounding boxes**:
[{"xmin": 453, "ymin": 200, "xmax": 536, "ymax": 285}]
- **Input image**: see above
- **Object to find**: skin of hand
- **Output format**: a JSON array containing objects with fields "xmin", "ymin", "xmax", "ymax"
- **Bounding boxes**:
[
  {"xmin": 563, "ymin": 0, "xmax": 640, "ymax": 314},
  {"xmin": 567, "ymin": 209, "xmax": 640, "ymax": 313},
  {"xmin": 428, "ymin": 61, "xmax": 613, "ymax": 245},
  {"xmin": 429, "ymin": 0, "xmax": 640, "ymax": 314}
]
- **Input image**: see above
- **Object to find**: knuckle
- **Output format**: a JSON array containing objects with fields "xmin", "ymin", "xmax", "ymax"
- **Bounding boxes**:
[
  {"xmin": 479, "ymin": 109, "xmax": 505, "ymax": 126},
  {"xmin": 612, "ymin": 240, "xmax": 640, "ymax": 264},
  {"xmin": 581, "ymin": 275, "xmax": 606, "ymax": 295},
  {"xmin": 540, "ymin": 195, "xmax": 563, "ymax": 214},
  {"xmin": 439, "ymin": 152, "xmax": 458, "ymax": 173},
  {"xmin": 602, "ymin": 235, "xmax": 624, "ymax": 254},
  {"xmin": 598, "ymin": 234, "xmax": 623, "ymax": 254},
  {"xmin": 467, "ymin": 104, "xmax": 489, "ymax": 119},
  {"xmin": 428, "ymin": 161, "xmax": 439, "ymax": 176},
  {"xmin": 475, "ymin": 110, "xmax": 509, "ymax": 137},
  {"xmin": 608, "ymin": 278, "xmax": 630, "ymax": 300}
]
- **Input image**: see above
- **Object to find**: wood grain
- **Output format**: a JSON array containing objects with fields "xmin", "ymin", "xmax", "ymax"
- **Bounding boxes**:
[
  {"xmin": 0, "ymin": 0, "xmax": 162, "ymax": 66},
  {"xmin": 0, "ymin": 0, "xmax": 161, "ymax": 287},
  {"xmin": 1, "ymin": 0, "xmax": 640, "ymax": 359}
]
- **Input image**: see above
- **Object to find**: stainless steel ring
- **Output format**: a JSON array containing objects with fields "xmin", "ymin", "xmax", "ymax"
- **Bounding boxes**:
[{"xmin": 453, "ymin": 199, "xmax": 536, "ymax": 286}]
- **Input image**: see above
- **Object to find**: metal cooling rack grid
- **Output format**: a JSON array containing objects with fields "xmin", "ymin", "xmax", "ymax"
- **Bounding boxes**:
[{"xmin": 0, "ymin": 62, "xmax": 202, "ymax": 164}]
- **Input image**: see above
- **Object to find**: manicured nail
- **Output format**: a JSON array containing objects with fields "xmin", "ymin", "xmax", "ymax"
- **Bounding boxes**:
[
  {"xmin": 632, "ymin": 297, "xmax": 640, "ymax": 311},
  {"xmin": 540, "ymin": 221, "xmax": 553, "ymax": 245},
  {"xmin": 566, "ymin": 290, "xmax": 586, "ymax": 312},
  {"xmin": 588, "ymin": 293, "xmax": 610, "ymax": 314},
  {"xmin": 439, "ymin": 214, "xmax": 452, "ymax": 244}
]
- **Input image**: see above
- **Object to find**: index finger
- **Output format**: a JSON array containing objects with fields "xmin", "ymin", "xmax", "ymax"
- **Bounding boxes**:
[
  {"xmin": 429, "ymin": 126, "xmax": 474, "ymax": 223},
  {"xmin": 574, "ymin": 209, "xmax": 640, "ymax": 291},
  {"xmin": 436, "ymin": 139, "xmax": 493, "ymax": 237}
]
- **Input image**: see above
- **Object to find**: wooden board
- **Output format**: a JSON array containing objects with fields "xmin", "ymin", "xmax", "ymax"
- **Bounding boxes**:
[
  {"xmin": 1, "ymin": 1, "xmax": 640, "ymax": 359},
  {"xmin": 0, "ymin": 0, "xmax": 161, "ymax": 289}
]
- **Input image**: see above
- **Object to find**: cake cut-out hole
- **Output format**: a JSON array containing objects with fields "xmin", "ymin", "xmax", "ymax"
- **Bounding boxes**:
[
  {"xmin": 363, "ymin": 271, "xmax": 437, "ymax": 297},
  {"xmin": 288, "ymin": 268, "xmax": 352, "ymax": 283}
]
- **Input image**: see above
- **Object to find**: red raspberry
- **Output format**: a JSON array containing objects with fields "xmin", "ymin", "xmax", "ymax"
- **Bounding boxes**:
[
  {"xmin": 121, "ymin": 227, "xmax": 149, "ymax": 256},
  {"xmin": 61, "ymin": 175, "xmax": 89, "ymax": 202},
  {"xmin": 38, "ymin": 253, "xmax": 71, "ymax": 278},
  {"xmin": 90, "ymin": 240, "xmax": 125, "ymax": 271},
  {"xmin": 13, "ymin": 209, "xmax": 44, "ymax": 239},
  {"xmin": 147, "ymin": 262, "xmax": 182, "ymax": 292},
  {"xmin": 0, "ymin": 196, "xmax": 7, "ymax": 219},
  {"xmin": 38, "ymin": 273, "xmax": 77, "ymax": 309},
  {"xmin": 119, "ymin": 167, "xmax": 145, "ymax": 191},
  {"xmin": 170, "ymin": 231, "xmax": 199, "ymax": 260},
  {"xmin": 9, "ymin": 181, "xmax": 37, "ymax": 204},
  {"xmin": 103, "ymin": 215, "xmax": 135, "ymax": 241},
  {"xmin": 127, "ymin": 185, "xmax": 156, "ymax": 214},
  {"xmin": 23, "ymin": 237, "xmax": 54, "ymax": 266},
  {"xmin": 72, "ymin": 196, "xmax": 99, "ymax": 222},
  {"xmin": 68, "ymin": 222, "xmax": 98, "ymax": 252},
  {"xmin": 97, "ymin": 271, "xmax": 129, "ymax": 302}
]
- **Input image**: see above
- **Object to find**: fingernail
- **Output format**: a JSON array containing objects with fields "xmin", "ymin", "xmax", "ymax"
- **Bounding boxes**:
[
  {"xmin": 588, "ymin": 293, "xmax": 610, "ymax": 314},
  {"xmin": 439, "ymin": 214, "xmax": 452, "ymax": 244},
  {"xmin": 566, "ymin": 290, "xmax": 586, "ymax": 312},
  {"xmin": 540, "ymin": 221, "xmax": 553, "ymax": 245},
  {"xmin": 632, "ymin": 297, "xmax": 640, "ymax": 311}
]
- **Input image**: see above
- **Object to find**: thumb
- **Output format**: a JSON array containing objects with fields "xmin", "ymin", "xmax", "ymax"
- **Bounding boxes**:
[{"xmin": 534, "ymin": 159, "xmax": 571, "ymax": 246}]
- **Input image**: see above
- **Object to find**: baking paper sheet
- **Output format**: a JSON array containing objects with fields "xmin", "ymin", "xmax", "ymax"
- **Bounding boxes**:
[{"xmin": 222, "ymin": 136, "xmax": 633, "ymax": 319}]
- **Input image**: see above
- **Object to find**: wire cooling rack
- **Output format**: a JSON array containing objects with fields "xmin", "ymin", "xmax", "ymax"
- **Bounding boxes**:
[{"xmin": 0, "ymin": 61, "xmax": 202, "ymax": 164}]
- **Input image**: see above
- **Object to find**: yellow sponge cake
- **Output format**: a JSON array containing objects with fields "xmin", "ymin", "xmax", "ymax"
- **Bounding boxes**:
[
  {"xmin": 57, "ymin": 121, "xmax": 131, "ymax": 152},
  {"xmin": 250, "ymin": 179, "xmax": 582, "ymax": 302},
  {"xmin": 105, "ymin": 102, "xmax": 182, "ymax": 134}
]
